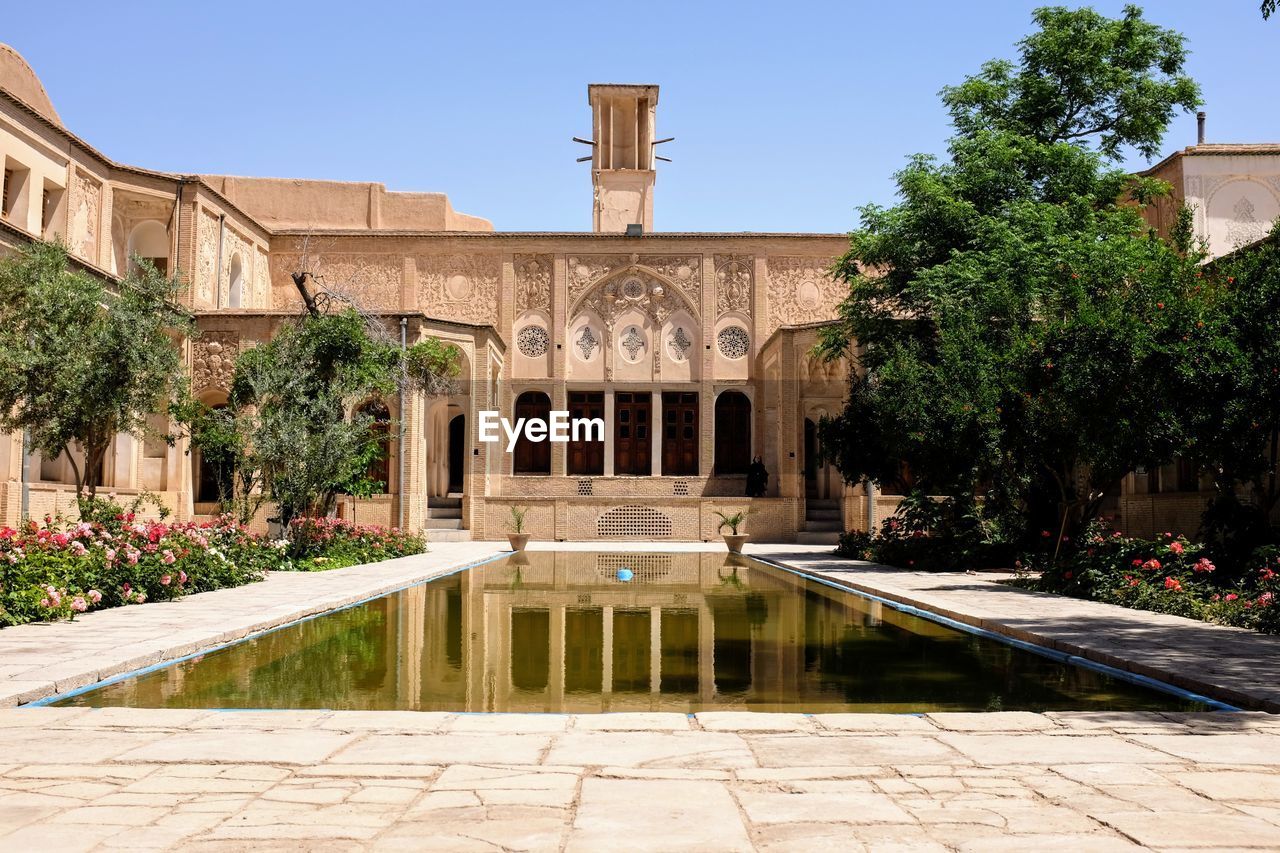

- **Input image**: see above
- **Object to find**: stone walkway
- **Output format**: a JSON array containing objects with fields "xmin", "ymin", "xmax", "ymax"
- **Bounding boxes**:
[
  {"xmin": 5, "ymin": 541, "xmax": 1280, "ymax": 850},
  {"xmin": 752, "ymin": 546, "xmax": 1280, "ymax": 712},
  {"xmin": 3, "ymin": 707, "xmax": 1280, "ymax": 851},
  {"xmin": 0, "ymin": 542, "xmax": 504, "ymax": 707}
]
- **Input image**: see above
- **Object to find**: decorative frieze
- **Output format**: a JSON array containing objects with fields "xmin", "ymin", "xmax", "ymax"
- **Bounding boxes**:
[
  {"xmin": 418, "ymin": 254, "xmax": 500, "ymax": 325},
  {"xmin": 196, "ymin": 210, "xmax": 219, "ymax": 305},
  {"xmin": 568, "ymin": 255, "xmax": 629, "ymax": 305},
  {"xmin": 574, "ymin": 270, "xmax": 697, "ymax": 327},
  {"xmin": 766, "ymin": 256, "xmax": 843, "ymax": 327},
  {"xmin": 191, "ymin": 331, "xmax": 239, "ymax": 393},
  {"xmin": 69, "ymin": 171, "xmax": 100, "ymax": 263},
  {"xmin": 714, "ymin": 254, "xmax": 753, "ymax": 316},
  {"xmin": 640, "ymin": 255, "xmax": 701, "ymax": 307},
  {"xmin": 514, "ymin": 254, "xmax": 552, "ymax": 312}
]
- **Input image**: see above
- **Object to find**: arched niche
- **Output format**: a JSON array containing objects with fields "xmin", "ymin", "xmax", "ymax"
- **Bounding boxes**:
[
  {"xmin": 713, "ymin": 313, "xmax": 752, "ymax": 380},
  {"xmin": 567, "ymin": 310, "xmax": 605, "ymax": 381},
  {"xmin": 513, "ymin": 310, "xmax": 551, "ymax": 379},
  {"xmin": 660, "ymin": 309, "xmax": 699, "ymax": 381},
  {"xmin": 714, "ymin": 390, "xmax": 753, "ymax": 475},
  {"xmin": 613, "ymin": 308, "xmax": 653, "ymax": 382},
  {"xmin": 127, "ymin": 220, "xmax": 170, "ymax": 277},
  {"xmin": 1206, "ymin": 179, "xmax": 1280, "ymax": 257},
  {"xmin": 227, "ymin": 253, "xmax": 244, "ymax": 308},
  {"xmin": 355, "ymin": 399, "xmax": 393, "ymax": 493}
]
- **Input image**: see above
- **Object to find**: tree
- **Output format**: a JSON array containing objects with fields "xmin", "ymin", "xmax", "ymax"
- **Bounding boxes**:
[
  {"xmin": 817, "ymin": 5, "xmax": 1203, "ymax": 551},
  {"xmin": 0, "ymin": 240, "xmax": 190, "ymax": 504}
]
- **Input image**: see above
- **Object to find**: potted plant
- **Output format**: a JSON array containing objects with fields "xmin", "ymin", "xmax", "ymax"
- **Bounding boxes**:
[
  {"xmin": 714, "ymin": 509, "xmax": 749, "ymax": 554},
  {"xmin": 507, "ymin": 505, "xmax": 530, "ymax": 552}
]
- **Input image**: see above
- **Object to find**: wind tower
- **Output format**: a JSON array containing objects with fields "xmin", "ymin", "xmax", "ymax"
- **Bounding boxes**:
[{"xmin": 576, "ymin": 84, "xmax": 669, "ymax": 233}]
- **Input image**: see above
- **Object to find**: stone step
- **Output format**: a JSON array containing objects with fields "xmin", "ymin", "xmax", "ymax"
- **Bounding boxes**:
[
  {"xmin": 796, "ymin": 531, "xmax": 841, "ymax": 545},
  {"xmin": 427, "ymin": 507, "xmax": 462, "ymax": 519},
  {"xmin": 429, "ymin": 496, "xmax": 462, "ymax": 509},
  {"xmin": 806, "ymin": 508, "xmax": 842, "ymax": 521},
  {"xmin": 424, "ymin": 518, "xmax": 463, "ymax": 530},
  {"xmin": 426, "ymin": 529, "xmax": 472, "ymax": 542},
  {"xmin": 807, "ymin": 499, "xmax": 839, "ymax": 509},
  {"xmin": 805, "ymin": 520, "xmax": 843, "ymax": 532}
]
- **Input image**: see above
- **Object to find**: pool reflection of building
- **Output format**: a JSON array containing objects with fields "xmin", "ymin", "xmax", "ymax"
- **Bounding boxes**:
[{"xmin": 411, "ymin": 551, "xmax": 884, "ymax": 713}]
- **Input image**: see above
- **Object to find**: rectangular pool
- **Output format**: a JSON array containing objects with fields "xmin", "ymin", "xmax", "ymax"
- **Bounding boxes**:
[{"xmin": 53, "ymin": 552, "xmax": 1209, "ymax": 713}]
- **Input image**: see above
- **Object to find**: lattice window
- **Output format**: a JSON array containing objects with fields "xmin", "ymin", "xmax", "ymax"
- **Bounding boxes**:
[
  {"xmin": 576, "ymin": 326, "xmax": 598, "ymax": 360},
  {"xmin": 596, "ymin": 505, "xmax": 673, "ymax": 538},
  {"xmin": 576, "ymin": 478, "xmax": 593, "ymax": 496},
  {"xmin": 717, "ymin": 326, "xmax": 750, "ymax": 360},
  {"xmin": 517, "ymin": 325, "xmax": 549, "ymax": 358},
  {"xmin": 673, "ymin": 480, "xmax": 690, "ymax": 496},
  {"xmin": 668, "ymin": 327, "xmax": 692, "ymax": 361},
  {"xmin": 620, "ymin": 326, "xmax": 646, "ymax": 362}
]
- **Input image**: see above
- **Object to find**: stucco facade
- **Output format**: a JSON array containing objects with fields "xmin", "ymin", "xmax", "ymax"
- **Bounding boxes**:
[{"xmin": 0, "ymin": 54, "xmax": 854, "ymax": 543}]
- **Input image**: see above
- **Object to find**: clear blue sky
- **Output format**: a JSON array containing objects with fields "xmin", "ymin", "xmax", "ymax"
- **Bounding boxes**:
[{"xmin": 6, "ymin": 1, "xmax": 1277, "ymax": 233}]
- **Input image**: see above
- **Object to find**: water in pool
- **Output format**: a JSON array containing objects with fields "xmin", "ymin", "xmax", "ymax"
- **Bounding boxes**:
[{"xmin": 55, "ymin": 552, "xmax": 1206, "ymax": 713}]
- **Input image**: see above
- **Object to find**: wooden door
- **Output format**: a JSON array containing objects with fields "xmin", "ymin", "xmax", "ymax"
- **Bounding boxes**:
[
  {"xmin": 513, "ymin": 392, "xmax": 551, "ymax": 474},
  {"xmin": 613, "ymin": 392, "xmax": 651, "ymax": 475},
  {"xmin": 662, "ymin": 391, "xmax": 699, "ymax": 476},
  {"xmin": 567, "ymin": 391, "xmax": 604, "ymax": 476}
]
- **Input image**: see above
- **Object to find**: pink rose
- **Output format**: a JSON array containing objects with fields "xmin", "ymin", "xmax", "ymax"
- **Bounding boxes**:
[
  {"xmin": 1169, "ymin": 541, "xmax": 1184, "ymax": 555},
  {"xmin": 160, "ymin": 575, "xmax": 171, "ymax": 586},
  {"xmin": 70, "ymin": 597, "xmax": 87, "ymax": 613},
  {"xmin": 162, "ymin": 550, "xmax": 176, "ymax": 565},
  {"xmin": 87, "ymin": 590, "xmax": 102, "ymax": 604}
]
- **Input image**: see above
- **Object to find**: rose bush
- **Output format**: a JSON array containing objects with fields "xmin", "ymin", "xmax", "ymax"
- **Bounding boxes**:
[
  {"xmin": 0, "ymin": 500, "xmax": 426, "ymax": 626},
  {"xmin": 1011, "ymin": 521, "xmax": 1280, "ymax": 633}
]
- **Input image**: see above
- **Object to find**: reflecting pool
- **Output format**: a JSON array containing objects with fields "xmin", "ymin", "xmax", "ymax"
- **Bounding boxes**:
[{"xmin": 56, "ymin": 552, "xmax": 1207, "ymax": 713}]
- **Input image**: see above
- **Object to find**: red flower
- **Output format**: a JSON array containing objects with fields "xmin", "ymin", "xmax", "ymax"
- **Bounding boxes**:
[
  {"xmin": 1164, "ymin": 577, "xmax": 1182, "ymax": 592},
  {"xmin": 1169, "ymin": 541, "xmax": 1184, "ymax": 556}
]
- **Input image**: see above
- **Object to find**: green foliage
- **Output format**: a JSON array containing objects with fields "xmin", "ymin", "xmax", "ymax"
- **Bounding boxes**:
[
  {"xmin": 818, "ymin": 5, "xmax": 1205, "ymax": 550},
  {"xmin": 508, "ymin": 506, "xmax": 528, "ymax": 534},
  {"xmin": 714, "ymin": 510, "xmax": 749, "ymax": 535},
  {"xmin": 0, "ymin": 241, "xmax": 190, "ymax": 503},
  {"xmin": 283, "ymin": 517, "xmax": 426, "ymax": 571},
  {"xmin": 405, "ymin": 338, "xmax": 462, "ymax": 396}
]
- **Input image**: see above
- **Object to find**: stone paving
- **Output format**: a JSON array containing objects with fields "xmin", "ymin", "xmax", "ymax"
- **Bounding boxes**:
[
  {"xmin": 0, "ymin": 542, "xmax": 504, "ymax": 707},
  {"xmin": 4, "ymin": 541, "xmax": 1280, "ymax": 849},
  {"xmin": 751, "ymin": 546, "xmax": 1280, "ymax": 712},
  {"xmin": 3, "ymin": 707, "xmax": 1280, "ymax": 851}
]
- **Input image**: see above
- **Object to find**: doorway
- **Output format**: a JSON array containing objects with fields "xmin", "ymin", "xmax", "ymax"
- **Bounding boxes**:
[
  {"xmin": 613, "ymin": 392, "xmax": 651, "ymax": 475},
  {"xmin": 448, "ymin": 414, "xmax": 465, "ymax": 494}
]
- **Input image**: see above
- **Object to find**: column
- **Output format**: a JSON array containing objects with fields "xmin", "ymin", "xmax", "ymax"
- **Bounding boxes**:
[
  {"xmin": 698, "ymin": 603, "xmax": 715, "ymax": 704},
  {"xmin": 602, "ymin": 605, "xmax": 614, "ymax": 697},
  {"xmin": 603, "ymin": 389, "xmax": 615, "ymax": 476},
  {"xmin": 649, "ymin": 606, "xmax": 662, "ymax": 694},
  {"xmin": 650, "ymin": 390, "xmax": 663, "ymax": 476},
  {"xmin": 550, "ymin": 605, "xmax": 566, "ymax": 708}
]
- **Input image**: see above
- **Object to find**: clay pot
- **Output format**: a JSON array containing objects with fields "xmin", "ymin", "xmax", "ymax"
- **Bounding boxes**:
[
  {"xmin": 507, "ymin": 533, "xmax": 530, "ymax": 552},
  {"xmin": 723, "ymin": 534, "xmax": 748, "ymax": 554}
]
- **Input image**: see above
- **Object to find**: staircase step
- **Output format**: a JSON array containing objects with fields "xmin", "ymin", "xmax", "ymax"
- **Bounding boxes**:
[
  {"xmin": 807, "ymin": 499, "xmax": 839, "ymax": 509},
  {"xmin": 427, "ymin": 507, "xmax": 462, "ymax": 519},
  {"xmin": 427, "ymin": 529, "xmax": 472, "ymax": 542},
  {"xmin": 805, "ymin": 520, "xmax": 843, "ymax": 532},
  {"xmin": 429, "ymin": 497, "xmax": 462, "ymax": 509},
  {"xmin": 806, "ymin": 508, "xmax": 842, "ymax": 521},
  {"xmin": 796, "ymin": 531, "xmax": 841, "ymax": 545},
  {"xmin": 424, "ymin": 519, "xmax": 464, "ymax": 530}
]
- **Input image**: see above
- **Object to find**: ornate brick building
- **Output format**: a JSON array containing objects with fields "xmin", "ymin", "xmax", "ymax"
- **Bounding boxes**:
[{"xmin": 0, "ymin": 53, "xmax": 854, "ymax": 542}]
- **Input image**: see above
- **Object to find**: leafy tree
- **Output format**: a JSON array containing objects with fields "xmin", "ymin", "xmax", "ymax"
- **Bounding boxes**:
[
  {"xmin": 818, "ymin": 5, "xmax": 1203, "ymax": 553},
  {"xmin": 0, "ymin": 240, "xmax": 190, "ymax": 504},
  {"xmin": 186, "ymin": 308, "xmax": 460, "ymax": 527}
]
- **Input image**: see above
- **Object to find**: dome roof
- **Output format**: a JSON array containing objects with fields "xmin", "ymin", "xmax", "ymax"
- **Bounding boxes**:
[{"xmin": 0, "ymin": 44, "xmax": 61, "ymax": 127}]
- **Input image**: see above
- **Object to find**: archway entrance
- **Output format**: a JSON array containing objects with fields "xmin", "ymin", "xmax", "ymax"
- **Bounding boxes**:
[
  {"xmin": 804, "ymin": 418, "xmax": 818, "ymax": 499},
  {"xmin": 448, "ymin": 414, "xmax": 465, "ymax": 494}
]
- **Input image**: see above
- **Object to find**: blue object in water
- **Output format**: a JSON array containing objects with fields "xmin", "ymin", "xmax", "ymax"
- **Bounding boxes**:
[{"xmin": 616, "ymin": 568, "xmax": 634, "ymax": 582}]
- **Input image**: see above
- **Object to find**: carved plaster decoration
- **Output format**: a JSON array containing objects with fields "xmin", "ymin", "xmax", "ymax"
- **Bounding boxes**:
[
  {"xmin": 514, "ymin": 254, "xmax": 552, "ymax": 312},
  {"xmin": 620, "ymin": 325, "xmax": 647, "ymax": 362},
  {"xmin": 668, "ymin": 326, "xmax": 692, "ymax": 361},
  {"xmin": 568, "ymin": 255, "xmax": 629, "ymax": 305},
  {"xmin": 192, "ymin": 331, "xmax": 240, "ymax": 393},
  {"xmin": 516, "ymin": 325, "xmax": 550, "ymax": 358},
  {"xmin": 717, "ymin": 326, "xmax": 750, "ymax": 360},
  {"xmin": 418, "ymin": 254, "xmax": 500, "ymax": 324},
  {"xmin": 715, "ymin": 254, "xmax": 754, "ymax": 316},
  {"xmin": 70, "ymin": 171, "xmax": 100, "ymax": 262},
  {"xmin": 766, "ymin": 256, "xmax": 843, "ymax": 327},
  {"xmin": 639, "ymin": 255, "xmax": 702, "ymax": 306},
  {"xmin": 196, "ymin": 210, "xmax": 219, "ymax": 305},
  {"xmin": 572, "ymin": 268, "xmax": 699, "ymax": 330},
  {"xmin": 576, "ymin": 326, "xmax": 599, "ymax": 361},
  {"xmin": 1226, "ymin": 196, "xmax": 1271, "ymax": 248}
]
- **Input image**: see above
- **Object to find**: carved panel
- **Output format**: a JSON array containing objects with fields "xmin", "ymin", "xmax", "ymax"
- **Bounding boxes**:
[
  {"xmin": 255, "ymin": 247, "xmax": 270, "ymax": 308},
  {"xmin": 418, "ymin": 254, "xmax": 500, "ymax": 324},
  {"xmin": 639, "ymin": 255, "xmax": 701, "ymax": 307},
  {"xmin": 70, "ymin": 171, "xmax": 100, "ymax": 263},
  {"xmin": 514, "ymin": 254, "xmax": 552, "ymax": 312},
  {"xmin": 766, "ymin": 257, "xmax": 843, "ymax": 327},
  {"xmin": 192, "ymin": 331, "xmax": 239, "ymax": 393},
  {"xmin": 196, "ymin": 210, "xmax": 219, "ymax": 306},
  {"xmin": 568, "ymin": 255, "xmax": 629, "ymax": 306},
  {"xmin": 573, "ymin": 270, "xmax": 697, "ymax": 328},
  {"xmin": 714, "ymin": 254, "xmax": 753, "ymax": 316}
]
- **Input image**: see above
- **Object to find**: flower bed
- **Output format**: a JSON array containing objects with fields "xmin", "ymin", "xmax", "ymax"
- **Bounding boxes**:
[
  {"xmin": 1008, "ymin": 523, "xmax": 1280, "ymax": 634},
  {"xmin": 0, "ymin": 503, "xmax": 426, "ymax": 627},
  {"xmin": 283, "ymin": 516, "xmax": 426, "ymax": 571}
]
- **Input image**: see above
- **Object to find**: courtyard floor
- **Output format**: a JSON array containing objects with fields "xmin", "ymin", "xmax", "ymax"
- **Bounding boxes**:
[{"xmin": 0, "ymin": 542, "xmax": 1278, "ymax": 851}]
